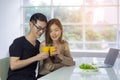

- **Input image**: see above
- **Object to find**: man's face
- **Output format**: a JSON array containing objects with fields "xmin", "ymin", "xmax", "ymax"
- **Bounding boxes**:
[{"xmin": 32, "ymin": 20, "xmax": 47, "ymax": 38}]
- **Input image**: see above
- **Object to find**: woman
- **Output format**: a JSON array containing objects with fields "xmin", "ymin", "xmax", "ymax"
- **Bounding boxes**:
[{"xmin": 37, "ymin": 18, "xmax": 75, "ymax": 78}]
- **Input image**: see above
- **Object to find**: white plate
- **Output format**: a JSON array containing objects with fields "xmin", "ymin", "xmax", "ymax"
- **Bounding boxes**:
[
  {"xmin": 79, "ymin": 69, "xmax": 99, "ymax": 77},
  {"xmin": 80, "ymin": 68, "xmax": 98, "ymax": 72}
]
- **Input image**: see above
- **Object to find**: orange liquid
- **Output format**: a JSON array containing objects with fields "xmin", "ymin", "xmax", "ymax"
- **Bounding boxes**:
[
  {"xmin": 50, "ymin": 46, "xmax": 55, "ymax": 56},
  {"xmin": 42, "ymin": 46, "xmax": 49, "ymax": 52}
]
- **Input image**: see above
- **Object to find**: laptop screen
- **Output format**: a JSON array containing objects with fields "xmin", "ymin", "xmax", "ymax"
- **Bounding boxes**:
[{"xmin": 104, "ymin": 48, "xmax": 119, "ymax": 66}]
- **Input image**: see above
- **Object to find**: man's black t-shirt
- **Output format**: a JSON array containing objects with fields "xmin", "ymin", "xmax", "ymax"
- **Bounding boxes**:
[{"xmin": 7, "ymin": 36, "xmax": 40, "ymax": 80}]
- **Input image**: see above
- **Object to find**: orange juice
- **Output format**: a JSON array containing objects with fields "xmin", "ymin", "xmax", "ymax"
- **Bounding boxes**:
[
  {"xmin": 50, "ymin": 46, "xmax": 55, "ymax": 56},
  {"xmin": 42, "ymin": 46, "xmax": 49, "ymax": 52}
]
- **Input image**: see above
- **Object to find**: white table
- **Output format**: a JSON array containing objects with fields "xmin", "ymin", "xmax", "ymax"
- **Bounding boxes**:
[{"xmin": 38, "ymin": 57, "xmax": 120, "ymax": 80}]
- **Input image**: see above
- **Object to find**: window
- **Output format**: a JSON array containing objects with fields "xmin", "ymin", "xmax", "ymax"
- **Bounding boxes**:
[{"xmin": 21, "ymin": 0, "xmax": 120, "ymax": 52}]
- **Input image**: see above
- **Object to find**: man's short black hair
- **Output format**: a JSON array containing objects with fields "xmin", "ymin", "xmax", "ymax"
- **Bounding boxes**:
[{"xmin": 30, "ymin": 13, "xmax": 47, "ymax": 23}]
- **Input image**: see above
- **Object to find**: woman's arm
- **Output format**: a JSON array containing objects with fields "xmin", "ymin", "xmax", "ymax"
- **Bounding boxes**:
[
  {"xmin": 44, "ymin": 58, "xmax": 64, "ymax": 71},
  {"xmin": 56, "ymin": 41, "xmax": 75, "ymax": 66}
]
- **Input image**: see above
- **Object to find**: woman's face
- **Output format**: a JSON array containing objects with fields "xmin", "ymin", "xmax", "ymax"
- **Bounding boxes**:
[{"xmin": 50, "ymin": 24, "xmax": 62, "ymax": 41}]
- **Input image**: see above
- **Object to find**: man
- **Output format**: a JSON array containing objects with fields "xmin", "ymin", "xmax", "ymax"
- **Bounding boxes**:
[{"xmin": 7, "ymin": 13, "xmax": 49, "ymax": 80}]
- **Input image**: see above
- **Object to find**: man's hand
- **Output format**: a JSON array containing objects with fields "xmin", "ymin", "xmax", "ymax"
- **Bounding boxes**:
[{"xmin": 36, "ymin": 52, "xmax": 49, "ymax": 61}]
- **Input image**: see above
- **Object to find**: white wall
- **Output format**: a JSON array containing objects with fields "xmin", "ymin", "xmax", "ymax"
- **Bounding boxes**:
[{"xmin": 0, "ymin": 0, "xmax": 23, "ymax": 59}]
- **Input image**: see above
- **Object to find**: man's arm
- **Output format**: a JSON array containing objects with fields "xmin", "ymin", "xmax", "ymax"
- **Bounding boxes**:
[{"xmin": 10, "ymin": 52, "xmax": 49, "ymax": 70}]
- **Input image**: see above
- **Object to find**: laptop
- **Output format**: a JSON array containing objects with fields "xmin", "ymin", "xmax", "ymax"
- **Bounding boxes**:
[{"xmin": 96, "ymin": 48, "xmax": 119, "ymax": 68}]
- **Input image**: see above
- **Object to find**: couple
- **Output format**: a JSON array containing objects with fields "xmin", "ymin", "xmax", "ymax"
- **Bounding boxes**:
[{"xmin": 7, "ymin": 13, "xmax": 75, "ymax": 80}]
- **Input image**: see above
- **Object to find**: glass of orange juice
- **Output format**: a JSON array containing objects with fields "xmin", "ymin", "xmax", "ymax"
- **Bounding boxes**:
[
  {"xmin": 41, "ymin": 46, "xmax": 50, "ymax": 53},
  {"xmin": 49, "ymin": 46, "xmax": 55, "ymax": 56}
]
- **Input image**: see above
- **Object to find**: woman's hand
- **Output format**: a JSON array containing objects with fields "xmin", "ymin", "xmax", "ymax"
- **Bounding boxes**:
[{"xmin": 52, "ymin": 46, "xmax": 60, "ymax": 55}]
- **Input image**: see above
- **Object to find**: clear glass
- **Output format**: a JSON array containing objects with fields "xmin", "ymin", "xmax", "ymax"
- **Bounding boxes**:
[
  {"xmin": 23, "ymin": 0, "xmax": 51, "ymax": 6},
  {"xmin": 63, "ymin": 25, "xmax": 83, "ymax": 50},
  {"xmin": 53, "ymin": 0, "xmax": 83, "ymax": 6},
  {"xmin": 63, "ymin": 25, "xmax": 83, "ymax": 41},
  {"xmin": 84, "ymin": 7, "xmax": 117, "ymax": 24},
  {"xmin": 85, "ymin": 0, "xmax": 117, "ymax": 5},
  {"xmin": 54, "ymin": 7, "xmax": 83, "ymax": 23},
  {"xmin": 23, "ymin": 7, "xmax": 51, "ymax": 23},
  {"xmin": 119, "ymin": 25, "xmax": 120, "ymax": 49},
  {"xmin": 119, "ymin": 6, "xmax": 120, "ymax": 23},
  {"xmin": 23, "ymin": 24, "xmax": 30, "ymax": 34},
  {"xmin": 69, "ymin": 42, "xmax": 83, "ymax": 50},
  {"xmin": 85, "ymin": 43, "xmax": 118, "ymax": 50},
  {"xmin": 85, "ymin": 25, "xmax": 117, "ymax": 42}
]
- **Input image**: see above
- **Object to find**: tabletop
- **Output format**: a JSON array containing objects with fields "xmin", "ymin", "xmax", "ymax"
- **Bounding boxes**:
[{"xmin": 38, "ymin": 57, "xmax": 120, "ymax": 80}]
